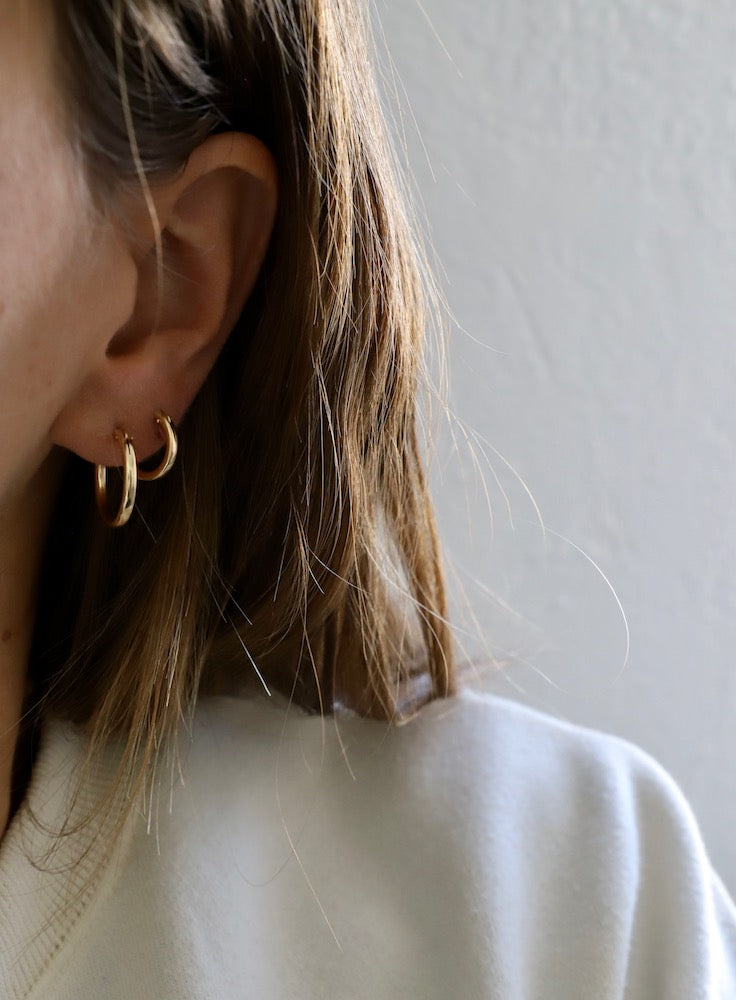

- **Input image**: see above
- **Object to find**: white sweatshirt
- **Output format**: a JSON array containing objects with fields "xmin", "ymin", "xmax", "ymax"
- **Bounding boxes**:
[{"xmin": 0, "ymin": 685, "xmax": 735, "ymax": 999}]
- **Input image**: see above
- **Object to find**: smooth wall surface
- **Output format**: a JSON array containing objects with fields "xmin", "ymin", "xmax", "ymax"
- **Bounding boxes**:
[{"xmin": 374, "ymin": 0, "xmax": 736, "ymax": 892}]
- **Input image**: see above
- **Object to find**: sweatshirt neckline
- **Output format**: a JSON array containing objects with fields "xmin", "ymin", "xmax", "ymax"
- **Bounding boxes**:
[
  {"xmin": 0, "ymin": 693, "xmax": 319, "ymax": 997},
  {"xmin": 0, "ymin": 689, "xmax": 450, "ymax": 997},
  {"xmin": 0, "ymin": 716, "xmax": 132, "ymax": 999}
]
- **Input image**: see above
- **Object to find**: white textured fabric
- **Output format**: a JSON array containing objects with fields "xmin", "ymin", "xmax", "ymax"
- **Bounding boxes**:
[{"xmin": 1, "ymin": 685, "xmax": 735, "ymax": 998}]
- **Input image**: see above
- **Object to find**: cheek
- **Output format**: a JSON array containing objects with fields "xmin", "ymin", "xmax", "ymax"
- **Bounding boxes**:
[
  {"xmin": 0, "ymin": 1, "xmax": 138, "ymax": 501},
  {"xmin": 0, "ymin": 185, "xmax": 67, "ymax": 419},
  {"xmin": 0, "ymin": 148, "xmax": 128, "ymax": 498}
]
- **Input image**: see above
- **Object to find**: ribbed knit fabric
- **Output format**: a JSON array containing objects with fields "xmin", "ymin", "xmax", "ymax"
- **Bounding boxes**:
[
  {"xmin": 1, "ymin": 686, "xmax": 735, "ymax": 998},
  {"xmin": 0, "ymin": 720, "xmax": 133, "ymax": 998}
]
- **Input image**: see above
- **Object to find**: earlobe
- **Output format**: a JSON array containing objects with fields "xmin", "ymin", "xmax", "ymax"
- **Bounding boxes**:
[{"xmin": 50, "ymin": 132, "xmax": 278, "ymax": 467}]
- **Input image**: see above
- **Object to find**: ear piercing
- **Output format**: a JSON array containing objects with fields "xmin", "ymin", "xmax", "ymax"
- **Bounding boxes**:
[
  {"xmin": 137, "ymin": 411, "xmax": 178, "ymax": 481},
  {"xmin": 94, "ymin": 410, "xmax": 178, "ymax": 528}
]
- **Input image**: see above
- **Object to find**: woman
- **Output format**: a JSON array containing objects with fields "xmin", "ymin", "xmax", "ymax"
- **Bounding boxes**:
[{"xmin": 1, "ymin": 0, "xmax": 735, "ymax": 996}]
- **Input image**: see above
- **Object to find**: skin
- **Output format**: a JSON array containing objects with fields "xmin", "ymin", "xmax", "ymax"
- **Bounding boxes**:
[{"xmin": 0, "ymin": 0, "xmax": 278, "ymax": 836}]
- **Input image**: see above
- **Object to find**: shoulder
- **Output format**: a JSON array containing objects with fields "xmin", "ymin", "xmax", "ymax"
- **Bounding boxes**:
[
  {"xmin": 406, "ymin": 685, "xmax": 703, "ymax": 832},
  {"xmin": 186, "ymin": 683, "xmax": 696, "ymax": 833},
  {"xmin": 70, "ymin": 684, "xmax": 736, "ymax": 999},
  {"xmin": 182, "ymin": 683, "xmax": 721, "ymax": 917}
]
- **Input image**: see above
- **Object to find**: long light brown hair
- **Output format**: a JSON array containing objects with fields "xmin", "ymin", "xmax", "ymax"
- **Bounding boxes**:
[{"xmin": 30, "ymin": 0, "xmax": 456, "ymax": 810}]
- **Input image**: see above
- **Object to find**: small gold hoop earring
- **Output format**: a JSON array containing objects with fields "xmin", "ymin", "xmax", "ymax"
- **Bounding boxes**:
[
  {"xmin": 95, "ymin": 429, "xmax": 138, "ymax": 528},
  {"xmin": 138, "ymin": 411, "xmax": 178, "ymax": 482}
]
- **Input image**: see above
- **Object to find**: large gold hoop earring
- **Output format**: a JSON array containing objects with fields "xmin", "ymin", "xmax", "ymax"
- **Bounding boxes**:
[
  {"xmin": 95, "ymin": 430, "xmax": 138, "ymax": 528},
  {"xmin": 138, "ymin": 411, "xmax": 178, "ymax": 482}
]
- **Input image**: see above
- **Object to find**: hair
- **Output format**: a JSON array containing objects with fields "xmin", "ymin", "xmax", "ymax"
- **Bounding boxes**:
[{"xmin": 26, "ymin": 0, "xmax": 457, "ymax": 820}]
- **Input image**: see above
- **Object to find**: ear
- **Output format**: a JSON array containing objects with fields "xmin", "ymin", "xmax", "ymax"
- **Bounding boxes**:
[{"xmin": 51, "ymin": 132, "xmax": 278, "ymax": 466}]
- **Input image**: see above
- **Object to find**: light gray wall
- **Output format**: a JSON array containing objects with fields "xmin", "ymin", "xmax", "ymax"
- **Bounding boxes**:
[{"xmin": 375, "ymin": 0, "xmax": 736, "ymax": 894}]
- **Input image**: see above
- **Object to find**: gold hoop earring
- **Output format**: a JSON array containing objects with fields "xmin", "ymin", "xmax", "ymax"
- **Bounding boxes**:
[
  {"xmin": 138, "ymin": 411, "xmax": 178, "ymax": 481},
  {"xmin": 95, "ymin": 430, "xmax": 138, "ymax": 528}
]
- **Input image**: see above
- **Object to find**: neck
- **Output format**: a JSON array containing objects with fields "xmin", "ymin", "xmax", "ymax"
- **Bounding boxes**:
[{"xmin": 0, "ymin": 452, "xmax": 62, "ymax": 836}]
